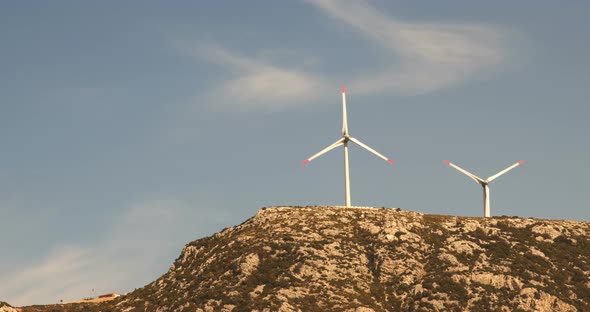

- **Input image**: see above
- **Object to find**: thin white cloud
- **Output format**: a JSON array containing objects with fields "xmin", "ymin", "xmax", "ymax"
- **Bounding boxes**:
[
  {"xmin": 309, "ymin": 0, "xmax": 507, "ymax": 95},
  {"xmin": 182, "ymin": 1, "xmax": 509, "ymax": 110},
  {"xmin": 187, "ymin": 44, "xmax": 331, "ymax": 111},
  {"xmin": 0, "ymin": 198, "xmax": 224, "ymax": 306}
]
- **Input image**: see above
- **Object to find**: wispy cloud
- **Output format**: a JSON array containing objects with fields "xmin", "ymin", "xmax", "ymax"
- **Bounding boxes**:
[
  {"xmin": 0, "ymin": 198, "xmax": 227, "ymax": 306},
  {"xmin": 185, "ymin": 1, "xmax": 509, "ymax": 112},
  {"xmin": 186, "ymin": 44, "xmax": 331, "ymax": 112},
  {"xmin": 309, "ymin": 0, "xmax": 507, "ymax": 95}
]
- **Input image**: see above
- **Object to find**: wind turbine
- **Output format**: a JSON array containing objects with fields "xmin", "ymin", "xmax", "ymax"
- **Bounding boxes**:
[
  {"xmin": 301, "ymin": 85, "xmax": 394, "ymax": 208},
  {"xmin": 443, "ymin": 160, "xmax": 524, "ymax": 217}
]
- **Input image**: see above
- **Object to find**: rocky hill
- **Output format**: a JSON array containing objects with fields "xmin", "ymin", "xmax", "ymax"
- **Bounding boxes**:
[
  {"xmin": 0, "ymin": 301, "xmax": 18, "ymax": 312},
  {"xmin": 16, "ymin": 206, "xmax": 590, "ymax": 311}
]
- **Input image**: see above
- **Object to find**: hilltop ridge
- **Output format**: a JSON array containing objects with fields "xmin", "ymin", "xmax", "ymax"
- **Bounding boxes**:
[
  {"xmin": 0, "ymin": 301, "xmax": 17, "ymax": 312},
  {"xmin": 15, "ymin": 206, "xmax": 590, "ymax": 311}
]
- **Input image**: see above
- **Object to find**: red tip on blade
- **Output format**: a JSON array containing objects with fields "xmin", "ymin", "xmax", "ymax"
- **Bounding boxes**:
[
  {"xmin": 387, "ymin": 159, "xmax": 395, "ymax": 165},
  {"xmin": 443, "ymin": 160, "xmax": 450, "ymax": 165},
  {"xmin": 301, "ymin": 159, "xmax": 310, "ymax": 166},
  {"xmin": 341, "ymin": 84, "xmax": 346, "ymax": 93},
  {"xmin": 518, "ymin": 160, "xmax": 525, "ymax": 164}
]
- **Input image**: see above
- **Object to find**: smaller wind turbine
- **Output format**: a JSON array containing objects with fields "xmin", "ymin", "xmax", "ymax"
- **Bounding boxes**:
[
  {"xmin": 301, "ymin": 85, "xmax": 394, "ymax": 208},
  {"xmin": 444, "ymin": 160, "xmax": 524, "ymax": 217}
]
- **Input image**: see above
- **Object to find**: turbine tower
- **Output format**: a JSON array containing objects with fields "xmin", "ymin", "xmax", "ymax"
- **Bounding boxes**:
[
  {"xmin": 444, "ymin": 160, "xmax": 524, "ymax": 217},
  {"xmin": 301, "ymin": 85, "xmax": 394, "ymax": 208}
]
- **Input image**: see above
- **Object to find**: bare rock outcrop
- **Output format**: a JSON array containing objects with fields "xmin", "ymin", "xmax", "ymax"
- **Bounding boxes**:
[{"xmin": 0, "ymin": 302, "xmax": 18, "ymax": 312}]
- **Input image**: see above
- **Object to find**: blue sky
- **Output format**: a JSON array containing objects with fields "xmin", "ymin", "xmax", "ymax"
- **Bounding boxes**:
[{"xmin": 1, "ymin": 0, "xmax": 589, "ymax": 306}]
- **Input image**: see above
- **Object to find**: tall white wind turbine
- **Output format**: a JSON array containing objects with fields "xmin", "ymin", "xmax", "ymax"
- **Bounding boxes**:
[
  {"xmin": 444, "ymin": 160, "xmax": 524, "ymax": 217},
  {"xmin": 301, "ymin": 85, "xmax": 394, "ymax": 208}
]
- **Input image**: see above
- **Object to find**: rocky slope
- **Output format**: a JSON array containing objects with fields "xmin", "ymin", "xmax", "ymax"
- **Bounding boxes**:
[
  {"xmin": 0, "ymin": 302, "xmax": 18, "ymax": 312},
  {"xmin": 18, "ymin": 206, "xmax": 590, "ymax": 311}
]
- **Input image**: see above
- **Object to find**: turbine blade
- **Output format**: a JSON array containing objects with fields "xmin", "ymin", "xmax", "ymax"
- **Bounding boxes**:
[
  {"xmin": 444, "ymin": 160, "xmax": 484, "ymax": 184},
  {"xmin": 301, "ymin": 138, "xmax": 345, "ymax": 165},
  {"xmin": 342, "ymin": 84, "xmax": 348, "ymax": 136},
  {"xmin": 349, "ymin": 137, "xmax": 394, "ymax": 165},
  {"xmin": 486, "ymin": 160, "xmax": 524, "ymax": 182}
]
